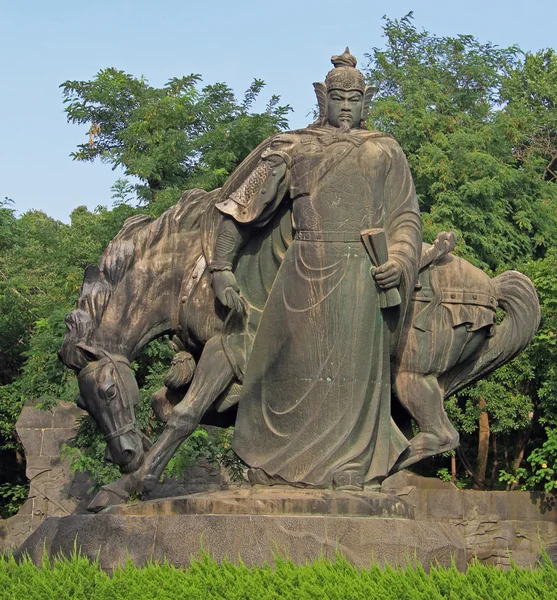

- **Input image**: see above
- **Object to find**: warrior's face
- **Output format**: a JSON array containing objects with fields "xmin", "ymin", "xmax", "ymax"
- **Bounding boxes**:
[{"xmin": 327, "ymin": 89, "xmax": 363, "ymax": 129}]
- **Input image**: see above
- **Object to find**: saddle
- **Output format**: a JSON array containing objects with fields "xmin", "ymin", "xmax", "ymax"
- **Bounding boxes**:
[{"xmin": 412, "ymin": 232, "xmax": 497, "ymax": 334}]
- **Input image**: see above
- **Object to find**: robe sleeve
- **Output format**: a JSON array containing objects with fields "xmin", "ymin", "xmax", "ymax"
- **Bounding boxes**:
[
  {"xmin": 382, "ymin": 139, "xmax": 422, "ymax": 296},
  {"xmin": 215, "ymin": 134, "xmax": 295, "ymax": 227}
]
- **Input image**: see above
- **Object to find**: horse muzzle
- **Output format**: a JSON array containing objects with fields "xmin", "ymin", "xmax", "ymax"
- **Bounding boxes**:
[{"xmin": 105, "ymin": 430, "xmax": 145, "ymax": 473}]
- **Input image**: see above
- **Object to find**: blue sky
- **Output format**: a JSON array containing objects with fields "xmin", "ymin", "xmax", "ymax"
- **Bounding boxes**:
[{"xmin": 1, "ymin": 0, "xmax": 554, "ymax": 222}]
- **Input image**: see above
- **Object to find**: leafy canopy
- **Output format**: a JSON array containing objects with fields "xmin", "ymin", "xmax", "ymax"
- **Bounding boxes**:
[
  {"xmin": 365, "ymin": 13, "xmax": 557, "ymax": 272},
  {"xmin": 61, "ymin": 70, "xmax": 291, "ymax": 210}
]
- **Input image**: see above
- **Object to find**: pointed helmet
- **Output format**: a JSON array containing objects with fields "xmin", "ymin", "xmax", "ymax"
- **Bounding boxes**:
[
  {"xmin": 325, "ymin": 47, "xmax": 365, "ymax": 91},
  {"xmin": 313, "ymin": 48, "xmax": 376, "ymax": 126}
]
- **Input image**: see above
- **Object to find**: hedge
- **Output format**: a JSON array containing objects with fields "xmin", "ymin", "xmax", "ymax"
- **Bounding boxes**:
[{"xmin": 1, "ymin": 551, "xmax": 555, "ymax": 599}]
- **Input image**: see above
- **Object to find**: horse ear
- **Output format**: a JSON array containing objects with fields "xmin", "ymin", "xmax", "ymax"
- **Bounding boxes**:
[
  {"xmin": 80, "ymin": 264, "xmax": 100, "ymax": 296},
  {"xmin": 83, "ymin": 264, "xmax": 100, "ymax": 284},
  {"xmin": 75, "ymin": 342, "xmax": 104, "ymax": 363}
]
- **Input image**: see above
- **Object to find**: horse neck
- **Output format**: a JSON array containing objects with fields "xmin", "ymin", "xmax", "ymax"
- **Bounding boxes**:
[{"xmin": 88, "ymin": 243, "xmax": 184, "ymax": 361}]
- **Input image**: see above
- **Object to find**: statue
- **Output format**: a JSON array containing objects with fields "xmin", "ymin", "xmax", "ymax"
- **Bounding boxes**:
[
  {"xmin": 59, "ymin": 50, "xmax": 540, "ymax": 511},
  {"xmin": 211, "ymin": 48, "xmax": 421, "ymax": 489}
]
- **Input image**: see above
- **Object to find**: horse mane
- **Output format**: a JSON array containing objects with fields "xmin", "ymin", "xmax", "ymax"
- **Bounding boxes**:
[{"xmin": 75, "ymin": 188, "xmax": 217, "ymax": 328}]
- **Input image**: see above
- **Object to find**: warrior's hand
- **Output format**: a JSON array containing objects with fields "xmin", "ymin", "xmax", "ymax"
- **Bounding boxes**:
[
  {"xmin": 373, "ymin": 259, "xmax": 402, "ymax": 290},
  {"xmin": 212, "ymin": 270, "xmax": 243, "ymax": 312}
]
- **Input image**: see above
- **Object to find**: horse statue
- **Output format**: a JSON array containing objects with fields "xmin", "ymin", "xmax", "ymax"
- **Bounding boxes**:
[{"xmin": 59, "ymin": 188, "xmax": 540, "ymax": 511}]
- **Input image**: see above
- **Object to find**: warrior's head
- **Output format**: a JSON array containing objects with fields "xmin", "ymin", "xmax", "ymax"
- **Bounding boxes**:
[{"xmin": 313, "ymin": 48, "xmax": 375, "ymax": 130}]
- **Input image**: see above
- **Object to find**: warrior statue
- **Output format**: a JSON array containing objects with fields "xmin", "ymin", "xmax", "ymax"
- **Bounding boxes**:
[
  {"xmin": 60, "ymin": 49, "xmax": 539, "ymax": 511},
  {"xmin": 210, "ymin": 48, "xmax": 421, "ymax": 489}
]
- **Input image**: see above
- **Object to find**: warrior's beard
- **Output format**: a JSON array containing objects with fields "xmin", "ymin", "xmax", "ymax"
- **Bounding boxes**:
[{"xmin": 338, "ymin": 120, "xmax": 352, "ymax": 133}]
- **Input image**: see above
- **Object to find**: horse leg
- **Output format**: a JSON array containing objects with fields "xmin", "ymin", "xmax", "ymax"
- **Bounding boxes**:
[
  {"xmin": 87, "ymin": 335, "xmax": 235, "ymax": 512},
  {"xmin": 392, "ymin": 371, "xmax": 459, "ymax": 472}
]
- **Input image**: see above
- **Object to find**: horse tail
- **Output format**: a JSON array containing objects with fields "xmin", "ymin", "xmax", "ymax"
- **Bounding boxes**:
[{"xmin": 443, "ymin": 270, "xmax": 540, "ymax": 398}]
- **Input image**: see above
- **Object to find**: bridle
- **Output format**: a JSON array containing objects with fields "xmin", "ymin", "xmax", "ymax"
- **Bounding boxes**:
[{"xmin": 78, "ymin": 351, "xmax": 138, "ymax": 444}]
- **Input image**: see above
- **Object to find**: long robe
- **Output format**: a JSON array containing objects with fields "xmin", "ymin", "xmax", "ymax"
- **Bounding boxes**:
[{"xmin": 217, "ymin": 126, "xmax": 422, "ymax": 487}]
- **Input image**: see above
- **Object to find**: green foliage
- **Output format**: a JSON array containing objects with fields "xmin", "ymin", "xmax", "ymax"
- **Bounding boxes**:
[
  {"xmin": 61, "ymin": 70, "xmax": 291, "ymax": 205},
  {"xmin": 0, "ymin": 484, "xmax": 29, "ymax": 519},
  {"xmin": 500, "ymin": 49, "xmax": 557, "ymax": 184},
  {"xmin": 0, "ymin": 552, "xmax": 556, "ymax": 599},
  {"xmin": 61, "ymin": 438, "xmax": 122, "ymax": 492},
  {"xmin": 524, "ymin": 429, "xmax": 557, "ymax": 491},
  {"xmin": 365, "ymin": 14, "xmax": 557, "ymax": 271},
  {"xmin": 436, "ymin": 464, "xmax": 467, "ymax": 490},
  {"xmin": 499, "ymin": 429, "xmax": 557, "ymax": 492},
  {"xmin": 165, "ymin": 427, "xmax": 246, "ymax": 484}
]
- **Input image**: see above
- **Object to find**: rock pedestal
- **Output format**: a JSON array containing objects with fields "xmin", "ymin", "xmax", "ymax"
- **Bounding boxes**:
[
  {"xmin": 16, "ymin": 487, "xmax": 466, "ymax": 571},
  {"xmin": 0, "ymin": 403, "xmax": 231, "ymax": 552},
  {"xmin": 6, "ymin": 405, "xmax": 556, "ymax": 571},
  {"xmin": 382, "ymin": 470, "xmax": 557, "ymax": 568}
]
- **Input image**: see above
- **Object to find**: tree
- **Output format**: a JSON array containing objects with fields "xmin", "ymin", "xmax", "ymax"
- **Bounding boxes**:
[
  {"xmin": 500, "ymin": 49, "xmax": 557, "ymax": 184},
  {"xmin": 365, "ymin": 14, "xmax": 557, "ymax": 272},
  {"xmin": 61, "ymin": 70, "xmax": 291, "ymax": 210}
]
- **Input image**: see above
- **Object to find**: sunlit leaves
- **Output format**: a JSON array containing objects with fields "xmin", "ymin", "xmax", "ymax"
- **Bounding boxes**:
[{"xmin": 61, "ymin": 69, "xmax": 291, "ymax": 205}]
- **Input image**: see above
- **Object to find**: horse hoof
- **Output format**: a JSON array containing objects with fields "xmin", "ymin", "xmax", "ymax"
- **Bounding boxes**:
[
  {"xmin": 87, "ymin": 484, "xmax": 130, "ymax": 513},
  {"xmin": 393, "ymin": 453, "xmax": 422, "ymax": 472}
]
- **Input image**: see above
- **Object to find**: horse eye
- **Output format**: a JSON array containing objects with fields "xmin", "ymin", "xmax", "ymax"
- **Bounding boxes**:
[{"xmin": 101, "ymin": 376, "xmax": 117, "ymax": 400}]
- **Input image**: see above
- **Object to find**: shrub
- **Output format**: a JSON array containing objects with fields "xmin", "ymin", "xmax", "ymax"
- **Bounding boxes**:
[{"xmin": 0, "ymin": 550, "xmax": 555, "ymax": 599}]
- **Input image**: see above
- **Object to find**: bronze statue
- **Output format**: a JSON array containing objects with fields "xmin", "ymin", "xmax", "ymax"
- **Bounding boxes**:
[
  {"xmin": 211, "ymin": 48, "xmax": 422, "ymax": 490},
  {"xmin": 59, "ymin": 50, "xmax": 540, "ymax": 511}
]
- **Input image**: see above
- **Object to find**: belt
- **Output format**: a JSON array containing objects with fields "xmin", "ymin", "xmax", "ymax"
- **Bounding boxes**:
[{"xmin": 295, "ymin": 230, "xmax": 363, "ymax": 242}]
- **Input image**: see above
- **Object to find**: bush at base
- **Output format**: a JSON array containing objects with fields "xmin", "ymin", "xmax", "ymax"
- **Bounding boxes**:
[{"xmin": 0, "ymin": 551, "xmax": 556, "ymax": 599}]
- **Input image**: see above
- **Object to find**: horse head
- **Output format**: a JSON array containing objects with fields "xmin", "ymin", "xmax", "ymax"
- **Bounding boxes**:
[
  {"xmin": 58, "ymin": 191, "xmax": 220, "ymax": 476},
  {"xmin": 59, "ymin": 310, "xmax": 147, "ymax": 473}
]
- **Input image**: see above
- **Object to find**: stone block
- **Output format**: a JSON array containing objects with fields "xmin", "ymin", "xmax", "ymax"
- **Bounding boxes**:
[
  {"xmin": 0, "ymin": 516, "xmax": 39, "ymax": 552},
  {"xmin": 41, "ymin": 428, "xmax": 74, "ymax": 457},
  {"xmin": 464, "ymin": 517, "xmax": 515, "ymax": 564},
  {"xmin": 15, "ymin": 499, "xmax": 34, "ymax": 517},
  {"xmin": 543, "ymin": 522, "xmax": 557, "ymax": 564},
  {"xmin": 17, "ymin": 428, "xmax": 44, "ymax": 459},
  {"xmin": 404, "ymin": 488, "xmax": 428, "ymax": 519},
  {"xmin": 17, "ymin": 513, "xmax": 466, "ymax": 572},
  {"xmin": 16, "ymin": 404, "xmax": 53, "ymax": 430},
  {"xmin": 462, "ymin": 491, "xmax": 509, "ymax": 521},
  {"xmin": 109, "ymin": 488, "xmax": 414, "ymax": 519},
  {"xmin": 17, "ymin": 515, "xmax": 159, "ymax": 571},
  {"xmin": 51, "ymin": 401, "xmax": 85, "ymax": 429},
  {"xmin": 506, "ymin": 492, "xmax": 557, "ymax": 522},
  {"xmin": 29, "ymin": 494, "xmax": 49, "ymax": 518},
  {"xmin": 0, "ymin": 400, "xmax": 91, "ymax": 553},
  {"xmin": 426, "ymin": 490, "xmax": 464, "ymax": 520},
  {"xmin": 25, "ymin": 456, "xmax": 53, "ymax": 481},
  {"xmin": 382, "ymin": 486, "xmax": 429, "ymax": 520},
  {"xmin": 382, "ymin": 470, "xmax": 457, "ymax": 491}
]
